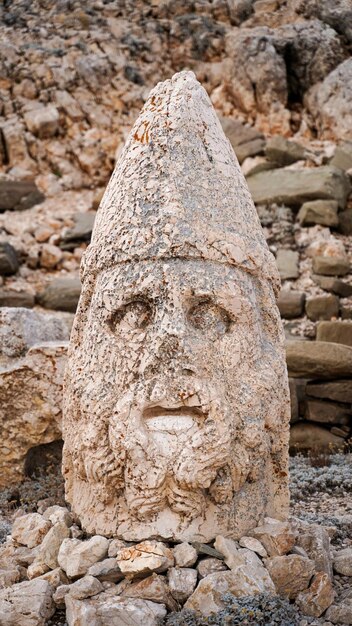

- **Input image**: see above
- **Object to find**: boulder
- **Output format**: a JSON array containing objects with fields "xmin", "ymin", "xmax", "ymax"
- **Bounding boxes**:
[
  {"xmin": 305, "ymin": 294, "xmax": 339, "ymax": 321},
  {"xmin": 312, "ymin": 255, "xmax": 350, "ymax": 276},
  {"xmin": 266, "ymin": 135, "xmax": 305, "ymax": 166},
  {"xmin": 304, "ymin": 399, "xmax": 351, "ymax": 426},
  {"xmin": 338, "ymin": 208, "xmax": 352, "ymax": 236},
  {"xmin": 167, "ymin": 567, "xmax": 198, "ymax": 603},
  {"xmin": 37, "ymin": 522, "xmax": 70, "ymax": 570},
  {"xmin": 122, "ymin": 573, "xmax": 178, "ymax": 611},
  {"xmin": 297, "ymin": 199, "xmax": 339, "ymax": 227},
  {"xmin": 248, "ymin": 519, "xmax": 295, "ymax": 557},
  {"xmin": 173, "ymin": 543, "xmax": 197, "ymax": 568},
  {"xmin": 37, "ymin": 277, "xmax": 81, "ymax": 313},
  {"xmin": 247, "ymin": 166, "xmax": 350, "ymax": 209},
  {"xmin": 326, "ymin": 599, "xmax": 352, "ymax": 624},
  {"xmin": 276, "ymin": 249, "xmax": 299, "ymax": 280},
  {"xmin": 61, "ymin": 212, "xmax": 96, "ymax": 248},
  {"xmin": 60, "ymin": 576, "xmax": 104, "ymax": 601},
  {"xmin": 65, "ymin": 591, "xmax": 167, "ymax": 626},
  {"xmin": 317, "ymin": 321, "xmax": 352, "ymax": 347},
  {"xmin": 238, "ymin": 536, "xmax": 268, "ymax": 558},
  {"xmin": 184, "ymin": 568, "xmax": 275, "ymax": 617},
  {"xmin": 24, "ymin": 105, "xmax": 59, "ymax": 139},
  {"xmin": 295, "ymin": 523, "xmax": 333, "ymax": 580},
  {"xmin": 286, "ymin": 340, "xmax": 352, "ymax": 379},
  {"xmin": 0, "ymin": 180, "xmax": 44, "ymax": 212},
  {"xmin": 11, "ymin": 514, "xmax": 51, "ymax": 549},
  {"xmin": 296, "ymin": 572, "xmax": 334, "ymax": 618},
  {"xmin": 306, "ymin": 380, "xmax": 352, "ymax": 404},
  {"xmin": 116, "ymin": 541, "xmax": 174, "ymax": 577},
  {"xmin": 196, "ymin": 558, "xmax": 227, "ymax": 579},
  {"xmin": 306, "ymin": 59, "xmax": 352, "ymax": 142},
  {"xmin": 330, "ymin": 141, "xmax": 352, "ymax": 171},
  {"xmin": 0, "ymin": 242, "xmax": 19, "ymax": 275},
  {"xmin": 277, "ymin": 290, "xmax": 305, "ymax": 319},
  {"xmin": 312, "ymin": 275, "xmax": 352, "ymax": 298},
  {"xmin": 87, "ymin": 558, "xmax": 123, "ymax": 583},
  {"xmin": 333, "ymin": 547, "xmax": 352, "ymax": 576},
  {"xmin": 0, "ymin": 289, "xmax": 34, "ymax": 308},
  {"xmin": 58, "ymin": 537, "xmax": 109, "ymax": 578},
  {"xmin": 0, "ymin": 579, "xmax": 55, "ymax": 626},
  {"xmin": 265, "ymin": 555, "xmax": 315, "ymax": 599},
  {"xmin": 290, "ymin": 422, "xmax": 346, "ymax": 452},
  {"xmin": 0, "ymin": 342, "xmax": 67, "ymax": 486}
]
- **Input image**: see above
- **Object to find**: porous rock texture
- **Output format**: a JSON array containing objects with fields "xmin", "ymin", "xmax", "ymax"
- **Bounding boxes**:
[
  {"xmin": 63, "ymin": 71, "xmax": 290, "ymax": 542},
  {"xmin": 0, "ymin": 308, "xmax": 69, "ymax": 487}
]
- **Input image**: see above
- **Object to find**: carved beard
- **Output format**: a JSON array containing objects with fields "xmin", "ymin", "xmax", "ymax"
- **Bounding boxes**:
[{"xmin": 108, "ymin": 377, "xmax": 235, "ymax": 521}]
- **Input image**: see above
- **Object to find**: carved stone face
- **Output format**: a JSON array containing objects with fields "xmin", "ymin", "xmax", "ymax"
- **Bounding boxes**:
[{"xmin": 63, "ymin": 258, "xmax": 289, "ymax": 541}]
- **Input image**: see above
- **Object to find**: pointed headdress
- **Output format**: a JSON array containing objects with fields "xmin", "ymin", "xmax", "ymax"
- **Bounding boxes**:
[{"xmin": 82, "ymin": 71, "xmax": 280, "ymax": 295}]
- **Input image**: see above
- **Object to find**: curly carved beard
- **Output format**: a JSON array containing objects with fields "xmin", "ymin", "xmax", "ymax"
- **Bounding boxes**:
[{"xmin": 106, "ymin": 378, "xmax": 235, "ymax": 521}]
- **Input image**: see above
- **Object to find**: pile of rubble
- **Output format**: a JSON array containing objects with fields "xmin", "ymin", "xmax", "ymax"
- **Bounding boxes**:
[{"xmin": 1, "ymin": 507, "xmax": 352, "ymax": 625}]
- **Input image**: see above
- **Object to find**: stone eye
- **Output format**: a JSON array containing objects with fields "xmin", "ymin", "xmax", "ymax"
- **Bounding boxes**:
[
  {"xmin": 108, "ymin": 300, "xmax": 153, "ymax": 333},
  {"xmin": 187, "ymin": 299, "xmax": 231, "ymax": 335}
]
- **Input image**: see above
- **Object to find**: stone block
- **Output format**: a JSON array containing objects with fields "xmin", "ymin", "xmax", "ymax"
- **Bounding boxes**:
[
  {"xmin": 333, "ymin": 547, "xmax": 352, "ymax": 576},
  {"xmin": 0, "ymin": 289, "xmax": 34, "ymax": 308},
  {"xmin": 235, "ymin": 138, "xmax": 266, "ymax": 164},
  {"xmin": 277, "ymin": 290, "xmax": 305, "ymax": 318},
  {"xmin": 297, "ymin": 199, "xmax": 338, "ymax": 227},
  {"xmin": 296, "ymin": 572, "xmax": 334, "ymax": 618},
  {"xmin": 173, "ymin": 542, "xmax": 197, "ymax": 567},
  {"xmin": 305, "ymin": 294, "xmax": 339, "ymax": 321},
  {"xmin": 0, "ymin": 180, "xmax": 44, "ymax": 212},
  {"xmin": 65, "ymin": 592, "xmax": 167, "ymax": 626},
  {"xmin": 265, "ymin": 554, "xmax": 315, "ymax": 599},
  {"xmin": 290, "ymin": 423, "xmax": 346, "ymax": 453},
  {"xmin": 0, "ymin": 243, "xmax": 19, "ymax": 276},
  {"xmin": 248, "ymin": 520, "xmax": 295, "ymax": 557},
  {"xmin": 116, "ymin": 541, "xmax": 174, "ymax": 577},
  {"xmin": 306, "ymin": 380, "xmax": 352, "ymax": 404},
  {"xmin": 312, "ymin": 275, "xmax": 352, "ymax": 298},
  {"xmin": 24, "ymin": 105, "xmax": 59, "ymax": 139},
  {"xmin": 58, "ymin": 536, "xmax": 109, "ymax": 578},
  {"xmin": 11, "ymin": 514, "xmax": 51, "ymax": 549},
  {"xmin": 167, "ymin": 567, "xmax": 197, "ymax": 603},
  {"xmin": 316, "ymin": 321, "xmax": 352, "ymax": 347},
  {"xmin": 37, "ymin": 277, "xmax": 81, "ymax": 313},
  {"xmin": 247, "ymin": 166, "xmax": 350, "ymax": 209},
  {"xmin": 312, "ymin": 255, "xmax": 350, "ymax": 276},
  {"xmin": 330, "ymin": 141, "xmax": 352, "ymax": 171},
  {"xmin": 265, "ymin": 135, "xmax": 305, "ymax": 166},
  {"xmin": 286, "ymin": 340, "xmax": 352, "ymax": 379},
  {"xmin": 0, "ymin": 579, "xmax": 55, "ymax": 626},
  {"xmin": 276, "ymin": 249, "xmax": 299, "ymax": 280},
  {"xmin": 304, "ymin": 399, "xmax": 351, "ymax": 426}
]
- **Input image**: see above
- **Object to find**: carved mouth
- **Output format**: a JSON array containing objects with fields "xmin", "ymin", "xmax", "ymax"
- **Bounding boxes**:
[{"xmin": 143, "ymin": 406, "xmax": 204, "ymax": 433}]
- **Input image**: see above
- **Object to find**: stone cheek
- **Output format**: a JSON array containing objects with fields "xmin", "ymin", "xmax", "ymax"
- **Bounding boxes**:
[{"xmin": 63, "ymin": 258, "xmax": 290, "ymax": 542}]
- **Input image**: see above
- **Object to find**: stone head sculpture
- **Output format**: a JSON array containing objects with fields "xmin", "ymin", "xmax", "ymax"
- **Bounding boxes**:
[{"xmin": 63, "ymin": 71, "xmax": 290, "ymax": 542}]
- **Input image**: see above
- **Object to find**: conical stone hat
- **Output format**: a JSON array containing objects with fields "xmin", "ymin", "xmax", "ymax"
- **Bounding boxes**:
[{"xmin": 82, "ymin": 71, "xmax": 280, "ymax": 295}]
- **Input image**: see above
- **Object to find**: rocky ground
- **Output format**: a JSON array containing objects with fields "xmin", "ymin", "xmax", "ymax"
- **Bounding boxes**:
[{"xmin": 0, "ymin": 452, "xmax": 352, "ymax": 625}]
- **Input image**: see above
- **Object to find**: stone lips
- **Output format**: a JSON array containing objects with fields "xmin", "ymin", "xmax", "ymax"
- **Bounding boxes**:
[
  {"xmin": 63, "ymin": 72, "xmax": 290, "ymax": 542},
  {"xmin": 81, "ymin": 71, "xmax": 280, "ymax": 296}
]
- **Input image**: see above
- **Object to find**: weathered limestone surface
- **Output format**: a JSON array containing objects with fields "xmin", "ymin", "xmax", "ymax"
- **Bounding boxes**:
[
  {"xmin": 63, "ymin": 71, "xmax": 290, "ymax": 542},
  {"xmin": 0, "ymin": 308, "xmax": 69, "ymax": 487}
]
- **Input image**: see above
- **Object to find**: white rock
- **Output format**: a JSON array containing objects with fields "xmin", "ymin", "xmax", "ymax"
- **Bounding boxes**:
[
  {"xmin": 122, "ymin": 572, "xmax": 178, "ymax": 611},
  {"xmin": 239, "ymin": 536, "xmax": 268, "ymax": 558},
  {"xmin": 108, "ymin": 539, "xmax": 127, "ymax": 558},
  {"xmin": 58, "ymin": 536, "xmax": 109, "ymax": 578},
  {"xmin": 87, "ymin": 558, "xmax": 123, "ymax": 582},
  {"xmin": 11, "ymin": 513, "xmax": 51, "ymax": 548},
  {"xmin": 168, "ymin": 567, "xmax": 198, "ymax": 603},
  {"xmin": 38, "ymin": 567, "xmax": 69, "ymax": 590},
  {"xmin": 214, "ymin": 536, "xmax": 274, "ymax": 593},
  {"xmin": 67, "ymin": 575, "xmax": 104, "ymax": 600},
  {"xmin": 334, "ymin": 547, "xmax": 352, "ymax": 576},
  {"xmin": 185, "ymin": 568, "xmax": 275, "ymax": 617},
  {"xmin": 116, "ymin": 540, "xmax": 174, "ymax": 577},
  {"xmin": 0, "ymin": 567, "xmax": 20, "ymax": 589},
  {"xmin": 0, "ymin": 579, "xmax": 55, "ymax": 626},
  {"xmin": 197, "ymin": 557, "xmax": 227, "ymax": 579},
  {"xmin": 37, "ymin": 521, "xmax": 70, "ymax": 570},
  {"xmin": 65, "ymin": 590, "xmax": 167, "ymax": 626},
  {"xmin": 43, "ymin": 506, "xmax": 73, "ymax": 527},
  {"xmin": 173, "ymin": 542, "xmax": 197, "ymax": 567},
  {"xmin": 249, "ymin": 519, "xmax": 295, "ymax": 556}
]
